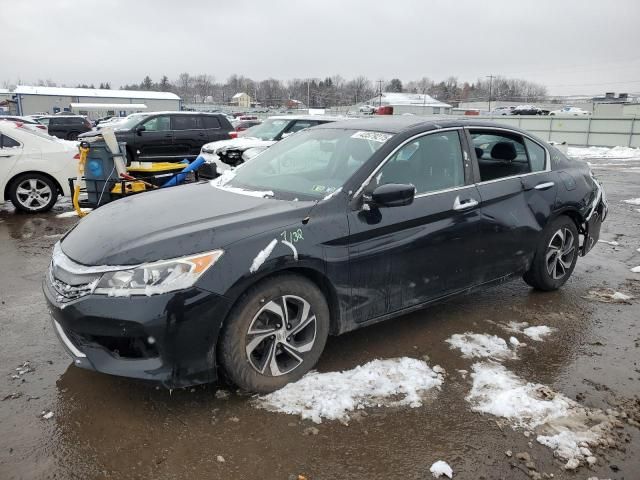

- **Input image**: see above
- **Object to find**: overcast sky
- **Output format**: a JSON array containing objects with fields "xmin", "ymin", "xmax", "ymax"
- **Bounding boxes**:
[{"xmin": 2, "ymin": 0, "xmax": 639, "ymax": 96}]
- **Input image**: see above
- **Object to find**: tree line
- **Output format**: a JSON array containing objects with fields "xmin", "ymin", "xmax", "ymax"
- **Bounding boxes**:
[{"xmin": 10, "ymin": 74, "xmax": 548, "ymax": 107}]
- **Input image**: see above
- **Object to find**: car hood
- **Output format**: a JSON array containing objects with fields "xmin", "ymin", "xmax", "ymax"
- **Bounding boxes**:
[
  {"xmin": 61, "ymin": 181, "xmax": 315, "ymax": 265},
  {"xmin": 203, "ymin": 138, "xmax": 276, "ymax": 154}
]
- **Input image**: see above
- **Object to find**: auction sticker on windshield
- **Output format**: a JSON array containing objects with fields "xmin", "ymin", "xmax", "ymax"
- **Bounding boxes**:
[{"xmin": 351, "ymin": 131, "xmax": 393, "ymax": 143}]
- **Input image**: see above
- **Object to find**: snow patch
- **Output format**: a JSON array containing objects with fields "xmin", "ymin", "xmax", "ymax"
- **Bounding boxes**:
[
  {"xmin": 500, "ymin": 321, "xmax": 555, "ymax": 341},
  {"xmin": 467, "ymin": 362, "xmax": 615, "ymax": 464},
  {"xmin": 523, "ymin": 326, "xmax": 555, "ymax": 342},
  {"xmin": 623, "ymin": 198, "xmax": 640, "ymax": 206},
  {"xmin": 256, "ymin": 358, "xmax": 444, "ymax": 424},
  {"xmin": 429, "ymin": 460, "xmax": 453, "ymax": 478},
  {"xmin": 631, "ymin": 266, "xmax": 640, "ymax": 273},
  {"xmin": 56, "ymin": 208, "xmax": 91, "ymax": 218},
  {"xmin": 249, "ymin": 239, "xmax": 278, "ymax": 273},
  {"xmin": 445, "ymin": 333, "xmax": 516, "ymax": 360},
  {"xmin": 568, "ymin": 146, "xmax": 640, "ymax": 160},
  {"xmin": 598, "ymin": 239, "xmax": 619, "ymax": 246}
]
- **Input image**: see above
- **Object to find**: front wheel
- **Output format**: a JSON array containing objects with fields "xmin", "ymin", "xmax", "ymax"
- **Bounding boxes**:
[
  {"xmin": 523, "ymin": 216, "xmax": 579, "ymax": 291},
  {"xmin": 219, "ymin": 274, "xmax": 330, "ymax": 393},
  {"xmin": 9, "ymin": 173, "xmax": 58, "ymax": 213}
]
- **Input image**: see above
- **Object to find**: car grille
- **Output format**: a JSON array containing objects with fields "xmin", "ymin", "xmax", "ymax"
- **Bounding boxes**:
[
  {"xmin": 49, "ymin": 246, "xmax": 101, "ymax": 302},
  {"xmin": 49, "ymin": 268, "xmax": 97, "ymax": 301}
]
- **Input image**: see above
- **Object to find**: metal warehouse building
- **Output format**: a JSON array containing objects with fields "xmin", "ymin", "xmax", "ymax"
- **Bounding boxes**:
[{"xmin": 14, "ymin": 85, "xmax": 181, "ymax": 118}]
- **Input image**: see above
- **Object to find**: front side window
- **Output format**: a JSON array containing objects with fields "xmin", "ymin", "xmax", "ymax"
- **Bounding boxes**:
[
  {"xmin": 471, "ymin": 131, "xmax": 530, "ymax": 181},
  {"xmin": 142, "ymin": 115, "xmax": 170, "ymax": 131},
  {"xmin": 221, "ymin": 128, "xmax": 391, "ymax": 199},
  {"xmin": 288, "ymin": 120, "xmax": 316, "ymax": 133},
  {"xmin": 376, "ymin": 131, "xmax": 465, "ymax": 194}
]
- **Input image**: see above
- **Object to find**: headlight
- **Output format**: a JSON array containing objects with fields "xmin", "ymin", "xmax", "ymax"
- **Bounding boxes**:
[{"xmin": 94, "ymin": 250, "xmax": 223, "ymax": 296}]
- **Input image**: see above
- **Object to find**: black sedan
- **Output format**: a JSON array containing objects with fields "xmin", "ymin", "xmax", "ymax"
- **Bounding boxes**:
[{"xmin": 44, "ymin": 118, "xmax": 607, "ymax": 392}]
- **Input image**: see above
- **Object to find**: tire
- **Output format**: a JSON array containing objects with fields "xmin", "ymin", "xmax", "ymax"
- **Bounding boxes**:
[
  {"xmin": 523, "ymin": 216, "xmax": 579, "ymax": 291},
  {"xmin": 9, "ymin": 173, "xmax": 58, "ymax": 213},
  {"xmin": 66, "ymin": 131, "xmax": 79, "ymax": 140},
  {"xmin": 219, "ymin": 274, "xmax": 330, "ymax": 393}
]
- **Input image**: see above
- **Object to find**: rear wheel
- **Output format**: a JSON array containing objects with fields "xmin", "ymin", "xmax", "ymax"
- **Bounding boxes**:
[
  {"xmin": 66, "ymin": 131, "xmax": 79, "ymax": 140},
  {"xmin": 9, "ymin": 173, "xmax": 58, "ymax": 213},
  {"xmin": 219, "ymin": 274, "xmax": 330, "ymax": 393},
  {"xmin": 523, "ymin": 216, "xmax": 579, "ymax": 291}
]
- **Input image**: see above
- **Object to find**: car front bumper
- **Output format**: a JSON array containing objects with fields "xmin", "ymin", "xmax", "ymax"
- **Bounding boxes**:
[{"xmin": 43, "ymin": 276, "xmax": 233, "ymax": 388}]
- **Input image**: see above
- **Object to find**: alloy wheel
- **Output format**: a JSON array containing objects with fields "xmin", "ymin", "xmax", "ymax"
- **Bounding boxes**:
[
  {"xmin": 15, "ymin": 178, "xmax": 53, "ymax": 211},
  {"xmin": 545, "ymin": 228, "xmax": 576, "ymax": 280},
  {"xmin": 245, "ymin": 295, "xmax": 317, "ymax": 377}
]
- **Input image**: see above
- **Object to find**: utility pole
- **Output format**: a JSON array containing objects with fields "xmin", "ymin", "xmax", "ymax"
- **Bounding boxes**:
[
  {"xmin": 307, "ymin": 80, "xmax": 310, "ymax": 108},
  {"xmin": 486, "ymin": 75, "xmax": 495, "ymax": 113},
  {"xmin": 377, "ymin": 79, "xmax": 383, "ymax": 106}
]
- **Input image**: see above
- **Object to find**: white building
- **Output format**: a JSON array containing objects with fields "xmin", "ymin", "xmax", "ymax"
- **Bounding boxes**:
[
  {"xmin": 13, "ymin": 86, "xmax": 181, "ymax": 118},
  {"xmin": 364, "ymin": 92, "xmax": 452, "ymax": 115},
  {"xmin": 229, "ymin": 92, "xmax": 252, "ymax": 108}
]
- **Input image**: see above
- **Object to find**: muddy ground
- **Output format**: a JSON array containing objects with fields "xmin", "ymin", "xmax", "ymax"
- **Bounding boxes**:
[{"xmin": 0, "ymin": 160, "xmax": 639, "ymax": 480}]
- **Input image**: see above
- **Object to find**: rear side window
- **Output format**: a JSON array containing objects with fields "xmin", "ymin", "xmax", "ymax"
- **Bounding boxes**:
[
  {"xmin": 1, "ymin": 134, "xmax": 21, "ymax": 148},
  {"xmin": 38, "ymin": 118, "xmax": 51, "ymax": 126},
  {"xmin": 471, "ymin": 131, "xmax": 530, "ymax": 181},
  {"xmin": 377, "ymin": 131, "xmax": 465, "ymax": 194},
  {"xmin": 203, "ymin": 116, "xmax": 221, "ymax": 129},
  {"xmin": 524, "ymin": 138, "xmax": 546, "ymax": 172},
  {"xmin": 288, "ymin": 120, "xmax": 316, "ymax": 133},
  {"xmin": 172, "ymin": 116, "xmax": 202, "ymax": 130}
]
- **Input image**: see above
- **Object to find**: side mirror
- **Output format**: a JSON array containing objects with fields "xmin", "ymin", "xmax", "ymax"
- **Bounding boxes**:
[
  {"xmin": 365, "ymin": 183, "xmax": 415, "ymax": 208},
  {"xmin": 135, "ymin": 125, "xmax": 146, "ymax": 135}
]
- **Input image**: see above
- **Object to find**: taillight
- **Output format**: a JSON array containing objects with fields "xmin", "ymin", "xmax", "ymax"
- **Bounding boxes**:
[
  {"xmin": 37, "ymin": 125, "xmax": 47, "ymax": 130},
  {"xmin": 84, "ymin": 119, "xmax": 92, "ymax": 128},
  {"xmin": 229, "ymin": 131, "xmax": 238, "ymax": 139},
  {"xmin": 73, "ymin": 153, "xmax": 80, "ymax": 159}
]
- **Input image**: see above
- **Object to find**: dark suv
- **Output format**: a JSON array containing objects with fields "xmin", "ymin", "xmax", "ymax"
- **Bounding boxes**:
[
  {"xmin": 37, "ymin": 115, "xmax": 92, "ymax": 140},
  {"xmin": 81, "ymin": 112, "xmax": 234, "ymax": 162}
]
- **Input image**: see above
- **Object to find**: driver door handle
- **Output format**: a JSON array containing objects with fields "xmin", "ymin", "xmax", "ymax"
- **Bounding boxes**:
[{"xmin": 453, "ymin": 196, "xmax": 479, "ymax": 211}]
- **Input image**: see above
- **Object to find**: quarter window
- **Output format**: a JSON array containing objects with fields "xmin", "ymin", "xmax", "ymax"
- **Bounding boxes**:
[
  {"xmin": 203, "ymin": 116, "xmax": 221, "ymax": 129},
  {"xmin": 524, "ymin": 138, "xmax": 546, "ymax": 172},
  {"xmin": 376, "ymin": 131, "xmax": 465, "ymax": 194},
  {"xmin": 471, "ymin": 131, "xmax": 530, "ymax": 181},
  {"xmin": 142, "ymin": 116, "xmax": 170, "ymax": 131},
  {"xmin": 1, "ymin": 134, "xmax": 21, "ymax": 148}
]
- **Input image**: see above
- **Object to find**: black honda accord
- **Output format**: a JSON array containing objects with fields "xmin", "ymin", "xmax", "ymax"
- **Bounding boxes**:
[{"xmin": 44, "ymin": 117, "xmax": 607, "ymax": 392}]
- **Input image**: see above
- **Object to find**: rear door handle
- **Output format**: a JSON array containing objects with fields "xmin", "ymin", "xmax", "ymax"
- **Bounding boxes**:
[
  {"xmin": 453, "ymin": 196, "xmax": 479, "ymax": 211},
  {"xmin": 163, "ymin": 134, "xmax": 172, "ymax": 138},
  {"xmin": 534, "ymin": 181, "xmax": 555, "ymax": 191}
]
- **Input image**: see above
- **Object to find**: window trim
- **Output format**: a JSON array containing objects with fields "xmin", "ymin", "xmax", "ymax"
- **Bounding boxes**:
[
  {"xmin": 353, "ymin": 127, "xmax": 469, "ymax": 199},
  {"xmin": 464, "ymin": 126, "xmax": 551, "ymax": 186}
]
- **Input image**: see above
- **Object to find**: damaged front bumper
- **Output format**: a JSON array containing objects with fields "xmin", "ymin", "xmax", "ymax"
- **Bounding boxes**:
[{"xmin": 43, "ymin": 276, "xmax": 233, "ymax": 388}]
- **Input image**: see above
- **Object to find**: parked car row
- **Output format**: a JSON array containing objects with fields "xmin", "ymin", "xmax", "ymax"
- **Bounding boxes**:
[
  {"xmin": 43, "ymin": 116, "xmax": 607, "ymax": 394},
  {"xmin": 491, "ymin": 105, "xmax": 591, "ymax": 116}
]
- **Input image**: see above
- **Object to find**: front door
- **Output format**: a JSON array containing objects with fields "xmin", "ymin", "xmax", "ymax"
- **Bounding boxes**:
[
  {"xmin": 467, "ymin": 128, "xmax": 557, "ymax": 281},
  {"xmin": 347, "ymin": 129, "xmax": 483, "ymax": 323},
  {"xmin": 137, "ymin": 115, "xmax": 173, "ymax": 160}
]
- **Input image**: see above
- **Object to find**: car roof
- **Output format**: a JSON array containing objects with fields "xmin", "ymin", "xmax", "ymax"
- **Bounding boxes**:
[
  {"xmin": 314, "ymin": 116, "xmax": 544, "ymax": 136},
  {"xmin": 267, "ymin": 115, "xmax": 349, "ymax": 122},
  {"xmin": 146, "ymin": 111, "xmax": 226, "ymax": 116}
]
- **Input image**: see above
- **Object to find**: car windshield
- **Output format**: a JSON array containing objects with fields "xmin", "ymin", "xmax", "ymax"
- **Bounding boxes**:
[
  {"xmin": 240, "ymin": 118, "xmax": 290, "ymax": 140},
  {"xmin": 218, "ymin": 128, "xmax": 393, "ymax": 200},
  {"xmin": 115, "ymin": 113, "xmax": 151, "ymax": 130}
]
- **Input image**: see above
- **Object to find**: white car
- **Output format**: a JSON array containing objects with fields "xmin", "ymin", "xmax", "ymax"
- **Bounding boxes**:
[
  {"xmin": 0, "ymin": 120, "xmax": 77, "ymax": 213},
  {"xmin": 549, "ymin": 106, "xmax": 591, "ymax": 116},
  {"xmin": 200, "ymin": 115, "xmax": 346, "ymax": 174}
]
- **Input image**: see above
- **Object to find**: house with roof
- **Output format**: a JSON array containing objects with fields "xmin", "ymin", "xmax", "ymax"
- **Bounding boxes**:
[
  {"xmin": 12, "ymin": 85, "xmax": 182, "ymax": 117},
  {"xmin": 229, "ymin": 92, "xmax": 252, "ymax": 108},
  {"xmin": 363, "ymin": 92, "xmax": 452, "ymax": 115}
]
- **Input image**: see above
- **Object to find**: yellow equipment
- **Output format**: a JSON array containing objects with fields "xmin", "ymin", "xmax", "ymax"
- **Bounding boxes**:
[{"xmin": 72, "ymin": 143, "xmax": 90, "ymax": 218}]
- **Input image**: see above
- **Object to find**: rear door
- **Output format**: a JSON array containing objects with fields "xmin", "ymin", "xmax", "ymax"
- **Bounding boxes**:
[
  {"xmin": 46, "ymin": 118, "xmax": 65, "ymax": 138},
  {"xmin": 347, "ymin": 129, "xmax": 482, "ymax": 322},
  {"xmin": 171, "ymin": 115, "xmax": 204, "ymax": 159},
  {"xmin": 0, "ymin": 133, "xmax": 22, "ymax": 183},
  {"xmin": 136, "ymin": 115, "xmax": 173, "ymax": 160},
  {"xmin": 467, "ymin": 128, "xmax": 557, "ymax": 281}
]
